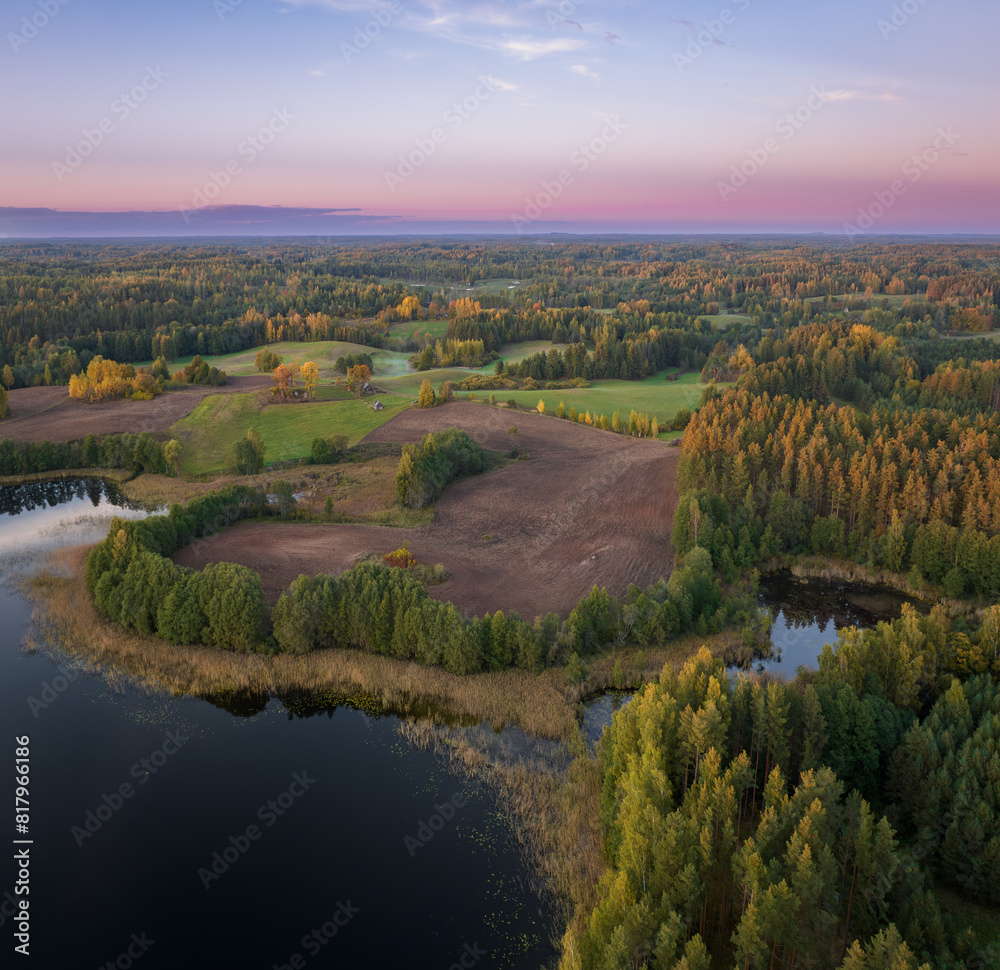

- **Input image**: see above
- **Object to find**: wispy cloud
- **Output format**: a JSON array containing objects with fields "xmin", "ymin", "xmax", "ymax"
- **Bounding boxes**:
[
  {"xmin": 484, "ymin": 75, "xmax": 519, "ymax": 92},
  {"xmin": 825, "ymin": 89, "xmax": 900, "ymax": 102},
  {"xmin": 499, "ymin": 36, "xmax": 588, "ymax": 59},
  {"xmin": 569, "ymin": 63, "xmax": 601, "ymax": 82}
]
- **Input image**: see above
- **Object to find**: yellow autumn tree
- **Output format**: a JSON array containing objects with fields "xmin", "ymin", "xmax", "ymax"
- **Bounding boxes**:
[
  {"xmin": 300, "ymin": 361, "xmax": 320, "ymax": 398},
  {"xmin": 69, "ymin": 356, "xmax": 153, "ymax": 403}
]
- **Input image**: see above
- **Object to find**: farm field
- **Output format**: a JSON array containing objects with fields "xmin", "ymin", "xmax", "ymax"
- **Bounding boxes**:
[
  {"xmin": 174, "ymin": 401, "xmax": 679, "ymax": 620},
  {"xmin": 457, "ymin": 371, "xmax": 707, "ymax": 425},
  {"xmin": 703, "ymin": 312, "xmax": 754, "ymax": 326},
  {"xmin": 804, "ymin": 293, "xmax": 922, "ymax": 306},
  {"xmin": 134, "ymin": 339, "xmax": 414, "ymax": 379},
  {"xmin": 387, "ymin": 317, "xmax": 449, "ymax": 339},
  {"xmin": 0, "ymin": 376, "xmax": 271, "ymax": 443},
  {"xmin": 380, "ymin": 277, "xmax": 523, "ymax": 299},
  {"xmin": 169, "ymin": 391, "xmax": 411, "ymax": 475}
]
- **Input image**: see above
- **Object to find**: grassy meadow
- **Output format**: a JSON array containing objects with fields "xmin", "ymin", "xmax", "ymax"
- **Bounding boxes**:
[
  {"xmin": 136, "ymin": 339, "xmax": 415, "ymax": 379},
  {"xmin": 446, "ymin": 370, "xmax": 707, "ymax": 426},
  {"xmin": 170, "ymin": 391, "xmax": 411, "ymax": 475}
]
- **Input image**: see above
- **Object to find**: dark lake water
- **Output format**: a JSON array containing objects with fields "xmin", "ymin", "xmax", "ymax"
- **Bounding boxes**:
[
  {"xmin": 753, "ymin": 570, "xmax": 927, "ymax": 677},
  {"xmin": 0, "ymin": 480, "xmax": 554, "ymax": 969}
]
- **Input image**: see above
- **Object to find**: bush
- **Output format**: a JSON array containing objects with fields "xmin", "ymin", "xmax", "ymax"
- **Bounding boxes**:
[
  {"xmin": 384, "ymin": 543, "xmax": 418, "ymax": 568},
  {"xmin": 310, "ymin": 434, "xmax": 348, "ymax": 465},
  {"xmin": 395, "ymin": 427, "xmax": 486, "ymax": 509}
]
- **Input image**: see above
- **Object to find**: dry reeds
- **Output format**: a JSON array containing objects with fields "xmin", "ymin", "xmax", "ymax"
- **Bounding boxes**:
[{"xmin": 27, "ymin": 546, "xmax": 579, "ymax": 739}]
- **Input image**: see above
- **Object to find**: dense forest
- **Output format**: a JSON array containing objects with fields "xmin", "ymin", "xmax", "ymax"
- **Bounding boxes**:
[{"xmin": 1, "ymin": 238, "xmax": 997, "ymax": 389}]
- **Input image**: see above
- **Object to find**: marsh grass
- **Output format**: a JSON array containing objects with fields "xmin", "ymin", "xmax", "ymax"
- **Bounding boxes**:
[
  {"xmin": 401, "ymin": 719, "xmax": 604, "ymax": 937},
  {"xmin": 28, "ymin": 547, "xmax": 580, "ymax": 738},
  {"xmin": 0, "ymin": 467, "xmax": 135, "ymax": 487}
]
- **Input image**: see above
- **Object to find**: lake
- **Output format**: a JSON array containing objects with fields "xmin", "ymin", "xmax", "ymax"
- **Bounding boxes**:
[
  {"xmin": 0, "ymin": 479, "xmax": 554, "ymax": 969},
  {"xmin": 582, "ymin": 568, "xmax": 928, "ymax": 743},
  {"xmin": 754, "ymin": 569, "xmax": 927, "ymax": 677}
]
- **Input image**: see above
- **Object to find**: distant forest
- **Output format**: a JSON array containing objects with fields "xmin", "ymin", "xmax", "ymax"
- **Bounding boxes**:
[{"xmin": 0, "ymin": 239, "xmax": 996, "ymax": 389}]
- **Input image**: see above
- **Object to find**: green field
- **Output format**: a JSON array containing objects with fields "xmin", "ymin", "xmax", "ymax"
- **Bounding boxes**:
[
  {"xmin": 704, "ymin": 312, "xmax": 754, "ymax": 326},
  {"xmin": 380, "ymin": 278, "xmax": 523, "ymax": 300},
  {"xmin": 946, "ymin": 329, "xmax": 1000, "ymax": 342},
  {"xmin": 448, "ymin": 371, "xmax": 708, "ymax": 425},
  {"xmin": 387, "ymin": 318, "xmax": 449, "ymax": 339},
  {"xmin": 170, "ymin": 391, "xmax": 410, "ymax": 476},
  {"xmin": 805, "ymin": 293, "xmax": 922, "ymax": 307},
  {"xmin": 135, "ymin": 340, "xmax": 413, "ymax": 380}
]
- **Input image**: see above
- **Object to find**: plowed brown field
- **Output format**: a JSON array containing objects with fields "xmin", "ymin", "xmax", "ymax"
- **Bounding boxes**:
[
  {"xmin": 1, "ymin": 376, "xmax": 270, "ymax": 443},
  {"xmin": 173, "ymin": 402, "xmax": 679, "ymax": 620}
]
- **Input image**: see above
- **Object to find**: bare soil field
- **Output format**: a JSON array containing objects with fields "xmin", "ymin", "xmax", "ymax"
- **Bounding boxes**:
[
  {"xmin": 174, "ymin": 402, "xmax": 679, "ymax": 620},
  {"xmin": 1, "ymin": 376, "xmax": 270, "ymax": 442}
]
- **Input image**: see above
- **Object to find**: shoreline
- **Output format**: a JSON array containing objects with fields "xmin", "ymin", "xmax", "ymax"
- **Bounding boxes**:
[
  {"xmin": 768, "ymin": 552, "xmax": 981, "ymax": 616},
  {"xmin": 25, "ymin": 543, "xmax": 734, "ymax": 739},
  {"xmin": 0, "ymin": 467, "xmax": 136, "ymax": 487}
]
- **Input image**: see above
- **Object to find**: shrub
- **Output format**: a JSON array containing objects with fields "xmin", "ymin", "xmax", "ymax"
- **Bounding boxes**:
[{"xmin": 395, "ymin": 427, "xmax": 487, "ymax": 509}]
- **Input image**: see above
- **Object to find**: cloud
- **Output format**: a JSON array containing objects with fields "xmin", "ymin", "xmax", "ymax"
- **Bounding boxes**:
[
  {"xmin": 483, "ymin": 75, "xmax": 519, "ymax": 92},
  {"xmin": 569, "ymin": 63, "xmax": 601, "ymax": 82},
  {"xmin": 824, "ymin": 89, "xmax": 900, "ymax": 103},
  {"xmin": 499, "ymin": 36, "xmax": 587, "ymax": 59}
]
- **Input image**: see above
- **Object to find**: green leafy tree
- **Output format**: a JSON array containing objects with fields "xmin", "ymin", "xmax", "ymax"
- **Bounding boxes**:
[
  {"xmin": 164, "ymin": 439, "xmax": 182, "ymax": 477},
  {"xmin": 232, "ymin": 428, "xmax": 266, "ymax": 475}
]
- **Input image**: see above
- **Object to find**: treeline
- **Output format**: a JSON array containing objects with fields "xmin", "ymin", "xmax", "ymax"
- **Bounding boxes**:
[
  {"xmin": 498, "ymin": 324, "xmax": 720, "ymax": 381},
  {"xmin": 272, "ymin": 545, "xmax": 760, "ymax": 674},
  {"xmin": 84, "ymin": 485, "xmax": 761, "ymax": 669},
  {"xmin": 0, "ymin": 432, "xmax": 176, "ymax": 477},
  {"xmin": 412, "ymin": 338, "xmax": 494, "ymax": 370},
  {"xmin": 6, "ymin": 239, "xmax": 996, "ymax": 392},
  {"xmin": 85, "ymin": 485, "xmax": 270, "ymax": 650},
  {"xmin": 676, "ymin": 381, "xmax": 1000, "ymax": 597},
  {"xmin": 395, "ymin": 428, "xmax": 486, "ymax": 509},
  {"xmin": 562, "ymin": 638, "xmax": 999, "ymax": 969},
  {"xmin": 550, "ymin": 402, "xmax": 663, "ymax": 438}
]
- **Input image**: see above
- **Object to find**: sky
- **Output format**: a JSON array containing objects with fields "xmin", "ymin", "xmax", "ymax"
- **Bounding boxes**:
[{"xmin": 1, "ymin": 0, "xmax": 998, "ymax": 236}]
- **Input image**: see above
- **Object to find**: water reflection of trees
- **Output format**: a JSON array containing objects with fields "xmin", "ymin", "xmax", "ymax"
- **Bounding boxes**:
[
  {"xmin": 760, "ymin": 572, "xmax": 925, "ymax": 636},
  {"xmin": 0, "ymin": 478, "xmax": 143, "ymax": 517}
]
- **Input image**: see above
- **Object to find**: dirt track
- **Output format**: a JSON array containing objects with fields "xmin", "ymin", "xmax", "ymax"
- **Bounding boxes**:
[
  {"xmin": 173, "ymin": 403, "xmax": 679, "ymax": 620},
  {"xmin": 1, "ymin": 376, "xmax": 270, "ymax": 442}
]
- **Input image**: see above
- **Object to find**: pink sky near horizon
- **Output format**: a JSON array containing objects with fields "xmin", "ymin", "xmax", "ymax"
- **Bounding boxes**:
[{"xmin": 2, "ymin": 0, "xmax": 998, "ymax": 235}]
